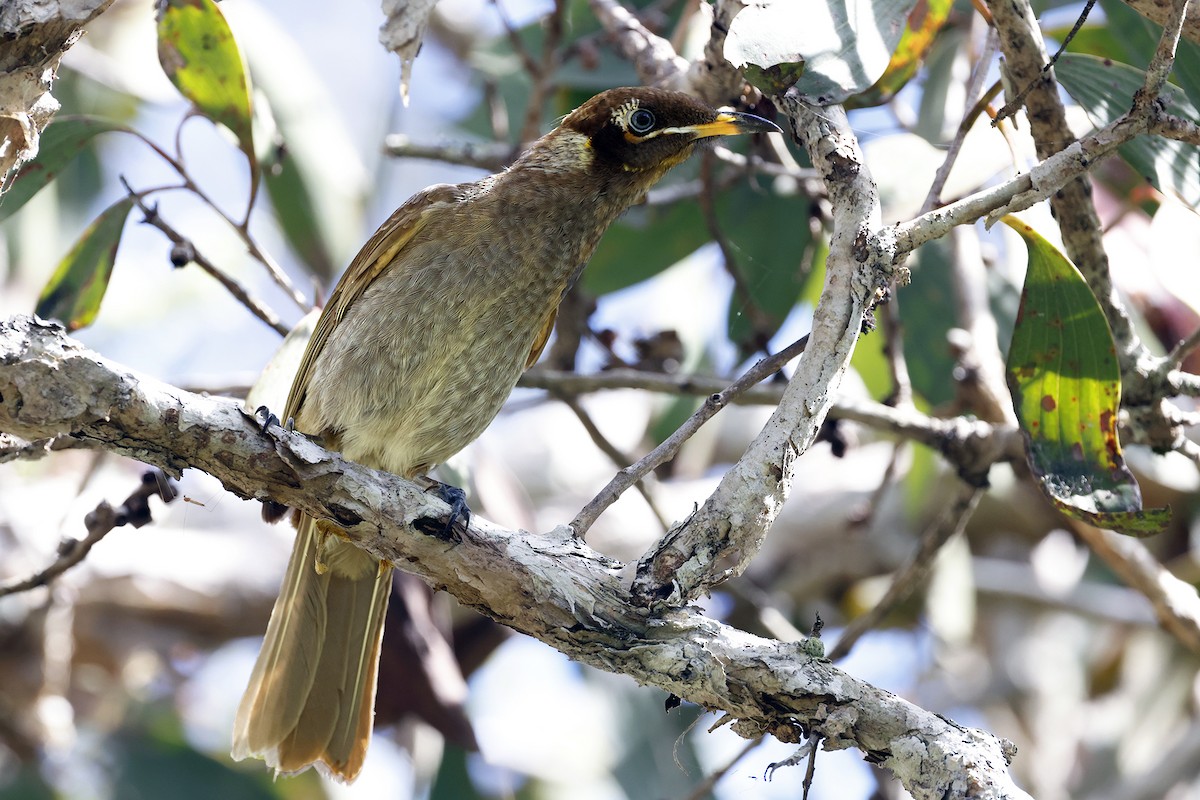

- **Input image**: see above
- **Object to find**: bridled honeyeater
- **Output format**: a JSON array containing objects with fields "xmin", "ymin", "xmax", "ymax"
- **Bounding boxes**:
[{"xmin": 232, "ymin": 86, "xmax": 780, "ymax": 781}]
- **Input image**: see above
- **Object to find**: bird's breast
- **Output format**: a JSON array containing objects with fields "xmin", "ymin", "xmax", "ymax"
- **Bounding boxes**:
[{"xmin": 298, "ymin": 192, "xmax": 595, "ymax": 477}]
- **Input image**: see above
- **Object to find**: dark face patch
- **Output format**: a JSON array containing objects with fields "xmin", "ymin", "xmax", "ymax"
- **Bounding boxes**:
[{"xmin": 562, "ymin": 87, "xmax": 720, "ymax": 172}]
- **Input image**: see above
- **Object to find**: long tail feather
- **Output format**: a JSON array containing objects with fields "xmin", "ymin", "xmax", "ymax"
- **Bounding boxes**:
[{"xmin": 233, "ymin": 515, "xmax": 391, "ymax": 782}]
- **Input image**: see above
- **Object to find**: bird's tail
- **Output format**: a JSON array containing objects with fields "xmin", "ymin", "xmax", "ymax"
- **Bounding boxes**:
[{"xmin": 232, "ymin": 514, "xmax": 391, "ymax": 782}]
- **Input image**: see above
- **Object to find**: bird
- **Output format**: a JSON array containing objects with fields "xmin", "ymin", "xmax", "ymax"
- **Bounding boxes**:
[{"xmin": 231, "ymin": 85, "xmax": 780, "ymax": 782}]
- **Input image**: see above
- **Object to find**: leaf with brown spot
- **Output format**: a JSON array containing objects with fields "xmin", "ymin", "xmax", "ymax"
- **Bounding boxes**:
[
  {"xmin": 1003, "ymin": 217, "xmax": 1169, "ymax": 536},
  {"xmin": 156, "ymin": 0, "xmax": 259, "ymax": 209}
]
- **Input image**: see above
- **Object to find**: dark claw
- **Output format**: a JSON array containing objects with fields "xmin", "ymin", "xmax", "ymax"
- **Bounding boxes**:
[
  {"xmin": 254, "ymin": 405, "xmax": 296, "ymax": 436},
  {"xmin": 254, "ymin": 405, "xmax": 281, "ymax": 434},
  {"xmin": 433, "ymin": 482, "xmax": 471, "ymax": 537}
]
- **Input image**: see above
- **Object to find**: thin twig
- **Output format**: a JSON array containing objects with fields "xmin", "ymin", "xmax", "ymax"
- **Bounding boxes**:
[
  {"xmin": 680, "ymin": 735, "xmax": 763, "ymax": 800},
  {"xmin": 1071, "ymin": 519, "xmax": 1200, "ymax": 653},
  {"xmin": 523, "ymin": 367, "xmax": 1025, "ymax": 480},
  {"xmin": 519, "ymin": 0, "xmax": 567, "ymax": 147},
  {"xmin": 492, "ymin": 0, "xmax": 542, "ymax": 78},
  {"xmin": 120, "ymin": 179, "xmax": 291, "ymax": 337},
  {"xmin": 698, "ymin": 154, "xmax": 776, "ymax": 353},
  {"xmin": 588, "ymin": 0, "xmax": 690, "ymax": 87},
  {"xmin": 848, "ymin": 440, "xmax": 910, "ymax": 531},
  {"xmin": 880, "ymin": 298, "xmax": 913, "ymax": 408},
  {"xmin": 520, "ymin": 366, "xmax": 784, "ymax": 403},
  {"xmin": 920, "ymin": 27, "xmax": 1000, "ymax": 214},
  {"xmin": 0, "ymin": 471, "xmax": 177, "ymax": 598},
  {"xmin": 382, "ymin": 135, "xmax": 511, "ymax": 171},
  {"xmin": 828, "ymin": 481, "xmax": 983, "ymax": 661},
  {"xmin": 1133, "ymin": 0, "xmax": 1193, "ymax": 111},
  {"xmin": 993, "ymin": 0, "xmax": 1097, "ymax": 124},
  {"xmin": 570, "ymin": 334, "xmax": 809, "ymax": 538},
  {"xmin": 552, "ymin": 391, "xmax": 671, "ymax": 531},
  {"xmin": 1148, "ymin": 112, "xmax": 1200, "ymax": 145},
  {"xmin": 120, "ymin": 125, "xmax": 310, "ymax": 312}
]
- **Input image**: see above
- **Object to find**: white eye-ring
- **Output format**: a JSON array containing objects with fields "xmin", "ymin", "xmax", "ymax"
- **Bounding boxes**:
[{"xmin": 628, "ymin": 107, "xmax": 656, "ymax": 134}]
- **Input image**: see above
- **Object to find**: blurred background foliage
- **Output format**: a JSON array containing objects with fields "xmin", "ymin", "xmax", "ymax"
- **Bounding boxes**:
[{"xmin": 2, "ymin": 0, "xmax": 1200, "ymax": 797}]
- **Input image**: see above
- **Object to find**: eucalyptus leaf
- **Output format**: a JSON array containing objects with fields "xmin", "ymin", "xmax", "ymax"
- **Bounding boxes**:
[
  {"xmin": 35, "ymin": 197, "xmax": 134, "ymax": 332},
  {"xmin": 726, "ymin": 0, "xmax": 917, "ymax": 104},
  {"xmin": 0, "ymin": 117, "xmax": 122, "ymax": 223},
  {"xmin": 718, "ymin": 183, "xmax": 814, "ymax": 351},
  {"xmin": 851, "ymin": 0, "xmax": 955, "ymax": 107},
  {"xmin": 1003, "ymin": 217, "xmax": 1169, "ymax": 536},
  {"xmin": 583, "ymin": 201, "xmax": 708, "ymax": 296},
  {"xmin": 157, "ymin": 0, "xmax": 258, "ymax": 195},
  {"xmin": 1055, "ymin": 53, "xmax": 1200, "ymax": 208}
]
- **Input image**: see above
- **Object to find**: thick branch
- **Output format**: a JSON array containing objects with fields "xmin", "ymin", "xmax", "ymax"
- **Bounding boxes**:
[
  {"xmin": 0, "ymin": 0, "xmax": 115, "ymax": 183},
  {"xmin": 631, "ymin": 99, "xmax": 887, "ymax": 605},
  {"xmin": 986, "ymin": 0, "xmax": 1145, "ymax": 369},
  {"xmin": 0, "ymin": 314, "xmax": 1031, "ymax": 800}
]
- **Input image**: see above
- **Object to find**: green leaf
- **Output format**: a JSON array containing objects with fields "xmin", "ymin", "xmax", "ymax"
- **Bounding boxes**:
[
  {"xmin": 583, "ymin": 201, "xmax": 708, "ymax": 295},
  {"xmin": 1055, "ymin": 53, "xmax": 1200, "ymax": 208},
  {"xmin": 114, "ymin": 729, "xmax": 282, "ymax": 800},
  {"xmin": 1092, "ymin": 0, "xmax": 1200, "ymax": 114},
  {"xmin": 725, "ymin": 0, "xmax": 919, "ymax": 104},
  {"xmin": 35, "ymin": 197, "xmax": 134, "ymax": 331},
  {"xmin": 850, "ymin": 0, "xmax": 955, "ymax": 107},
  {"xmin": 899, "ymin": 237, "xmax": 959, "ymax": 406},
  {"xmin": 1003, "ymin": 217, "xmax": 1169, "ymax": 536},
  {"xmin": 0, "ymin": 117, "xmax": 122, "ymax": 223},
  {"xmin": 718, "ymin": 183, "xmax": 814, "ymax": 350},
  {"xmin": 156, "ymin": 0, "xmax": 257, "ymax": 182}
]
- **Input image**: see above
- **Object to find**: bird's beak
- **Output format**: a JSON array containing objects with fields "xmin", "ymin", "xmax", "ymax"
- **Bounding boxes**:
[{"xmin": 681, "ymin": 110, "xmax": 782, "ymax": 139}]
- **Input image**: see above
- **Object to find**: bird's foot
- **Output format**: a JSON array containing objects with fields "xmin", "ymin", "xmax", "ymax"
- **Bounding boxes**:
[
  {"xmin": 433, "ymin": 482, "xmax": 471, "ymax": 537},
  {"xmin": 413, "ymin": 479, "xmax": 471, "ymax": 540},
  {"xmin": 253, "ymin": 405, "xmax": 295, "ymax": 435},
  {"xmin": 253, "ymin": 405, "xmax": 301, "ymax": 522}
]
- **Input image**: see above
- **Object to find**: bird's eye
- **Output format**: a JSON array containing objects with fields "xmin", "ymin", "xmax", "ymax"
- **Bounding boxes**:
[{"xmin": 628, "ymin": 108, "xmax": 656, "ymax": 134}]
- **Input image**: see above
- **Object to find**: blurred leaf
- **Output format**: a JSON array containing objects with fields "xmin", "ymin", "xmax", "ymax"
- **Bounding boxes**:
[
  {"xmin": 899, "ymin": 238, "xmax": 958, "ymax": 406},
  {"xmin": 114, "ymin": 730, "xmax": 281, "ymax": 800},
  {"xmin": 1093, "ymin": 0, "xmax": 1200, "ymax": 112},
  {"xmin": 0, "ymin": 117, "xmax": 122, "ymax": 223},
  {"xmin": 726, "ymin": 0, "xmax": 918, "ymax": 104},
  {"xmin": 912, "ymin": 27, "xmax": 968, "ymax": 143},
  {"xmin": 35, "ymin": 197, "xmax": 133, "ymax": 331},
  {"xmin": 230, "ymin": 2, "xmax": 370, "ymax": 280},
  {"xmin": 612, "ymin": 698, "xmax": 706, "ymax": 798},
  {"xmin": 0, "ymin": 766, "xmax": 55, "ymax": 800},
  {"xmin": 583, "ymin": 201, "xmax": 707, "ymax": 295},
  {"xmin": 851, "ymin": 0, "xmax": 955, "ymax": 107},
  {"xmin": 1055, "ymin": 53, "xmax": 1200, "ymax": 208},
  {"xmin": 157, "ymin": 0, "xmax": 258, "ymax": 186},
  {"xmin": 650, "ymin": 393, "xmax": 700, "ymax": 446},
  {"xmin": 1003, "ymin": 217, "xmax": 1169, "ymax": 536},
  {"xmin": 430, "ymin": 746, "xmax": 488, "ymax": 800},
  {"xmin": 718, "ymin": 183, "xmax": 814, "ymax": 350}
]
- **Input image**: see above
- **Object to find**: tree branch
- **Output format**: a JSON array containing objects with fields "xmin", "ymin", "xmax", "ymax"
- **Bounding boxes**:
[
  {"xmin": 0, "ymin": 313, "xmax": 1032, "ymax": 800},
  {"xmin": 630, "ymin": 98, "xmax": 888, "ymax": 606}
]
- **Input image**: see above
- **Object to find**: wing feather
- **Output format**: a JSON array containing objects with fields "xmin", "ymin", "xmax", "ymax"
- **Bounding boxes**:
[
  {"xmin": 284, "ymin": 184, "xmax": 461, "ymax": 420},
  {"xmin": 525, "ymin": 307, "xmax": 558, "ymax": 369}
]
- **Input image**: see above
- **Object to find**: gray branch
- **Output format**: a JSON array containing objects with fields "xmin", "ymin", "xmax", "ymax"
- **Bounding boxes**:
[{"xmin": 0, "ymin": 314, "xmax": 1031, "ymax": 800}]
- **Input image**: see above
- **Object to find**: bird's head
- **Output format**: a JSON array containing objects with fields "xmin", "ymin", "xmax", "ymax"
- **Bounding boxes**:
[{"xmin": 529, "ymin": 87, "xmax": 781, "ymax": 179}]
